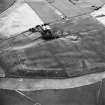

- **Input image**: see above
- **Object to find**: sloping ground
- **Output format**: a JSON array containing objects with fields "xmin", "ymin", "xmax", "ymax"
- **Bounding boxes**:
[
  {"xmin": 26, "ymin": 0, "xmax": 94, "ymax": 19},
  {"xmin": 0, "ymin": 0, "xmax": 105, "ymax": 37},
  {"xmin": 47, "ymin": 0, "xmax": 92, "ymax": 17},
  {"xmin": 0, "ymin": 0, "xmax": 105, "ymax": 79},
  {"xmin": 1, "ymin": 1, "xmax": 105, "ymax": 105},
  {"xmin": 0, "ymin": 79, "xmax": 105, "ymax": 105},
  {"xmin": 0, "ymin": 3, "xmax": 44, "ymax": 37},
  {"xmin": 0, "ymin": 15, "xmax": 105, "ymax": 79},
  {"xmin": 0, "ymin": 0, "xmax": 16, "ymax": 14},
  {"xmin": 46, "ymin": 0, "xmax": 105, "ymax": 17},
  {"xmin": 26, "ymin": 0, "xmax": 62, "ymax": 23},
  {"xmin": 26, "ymin": 0, "xmax": 105, "ymax": 23},
  {"xmin": 0, "ymin": 82, "xmax": 103, "ymax": 105}
]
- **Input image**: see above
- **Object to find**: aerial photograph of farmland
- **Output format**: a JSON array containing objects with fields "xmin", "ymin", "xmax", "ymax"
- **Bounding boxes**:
[{"xmin": 0, "ymin": 0, "xmax": 105, "ymax": 105}]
